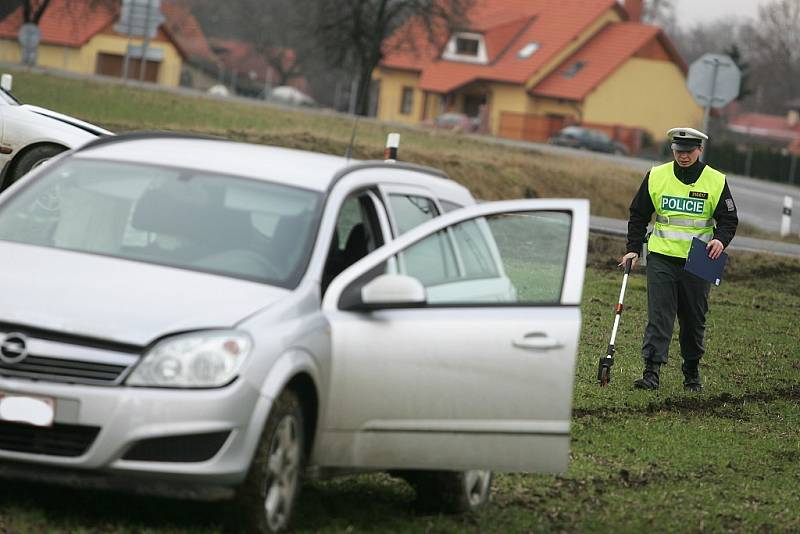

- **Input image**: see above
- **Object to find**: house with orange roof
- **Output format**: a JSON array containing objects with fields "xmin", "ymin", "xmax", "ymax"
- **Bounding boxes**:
[
  {"xmin": 0, "ymin": 0, "xmax": 194, "ymax": 87},
  {"xmin": 375, "ymin": 0, "xmax": 702, "ymax": 152}
]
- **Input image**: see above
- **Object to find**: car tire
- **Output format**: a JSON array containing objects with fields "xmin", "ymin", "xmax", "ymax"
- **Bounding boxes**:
[
  {"xmin": 400, "ymin": 469, "xmax": 493, "ymax": 513},
  {"xmin": 6, "ymin": 144, "xmax": 67, "ymax": 188},
  {"xmin": 233, "ymin": 389, "xmax": 305, "ymax": 533}
]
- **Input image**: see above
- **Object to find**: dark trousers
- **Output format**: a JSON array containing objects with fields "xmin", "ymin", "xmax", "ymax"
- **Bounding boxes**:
[{"xmin": 641, "ymin": 253, "xmax": 711, "ymax": 364}]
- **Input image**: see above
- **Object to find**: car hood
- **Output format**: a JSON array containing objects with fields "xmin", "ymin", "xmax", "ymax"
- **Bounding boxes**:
[
  {"xmin": 0, "ymin": 242, "xmax": 289, "ymax": 346},
  {"xmin": 21, "ymin": 105, "xmax": 113, "ymax": 137}
]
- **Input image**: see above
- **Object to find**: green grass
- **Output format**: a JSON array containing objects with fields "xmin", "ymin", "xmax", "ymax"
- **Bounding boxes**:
[{"xmin": 1, "ymin": 70, "xmax": 799, "ymax": 532}]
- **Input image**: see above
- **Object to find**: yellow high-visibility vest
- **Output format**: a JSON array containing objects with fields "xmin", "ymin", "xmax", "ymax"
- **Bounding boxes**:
[{"xmin": 647, "ymin": 162, "xmax": 725, "ymax": 259}]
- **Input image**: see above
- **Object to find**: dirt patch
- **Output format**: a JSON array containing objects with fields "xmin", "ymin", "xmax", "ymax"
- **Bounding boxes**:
[{"xmin": 574, "ymin": 386, "xmax": 800, "ymax": 420}]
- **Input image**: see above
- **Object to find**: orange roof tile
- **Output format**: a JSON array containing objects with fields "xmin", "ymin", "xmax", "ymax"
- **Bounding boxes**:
[
  {"xmin": 382, "ymin": 0, "xmax": 623, "ymax": 93},
  {"xmin": 161, "ymin": 0, "xmax": 217, "ymax": 65},
  {"xmin": 0, "ymin": 0, "xmax": 116, "ymax": 47},
  {"xmin": 532, "ymin": 22, "xmax": 662, "ymax": 101}
]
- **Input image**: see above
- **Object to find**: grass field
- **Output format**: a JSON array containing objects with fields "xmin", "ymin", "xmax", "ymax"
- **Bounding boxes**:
[{"xmin": 1, "ymin": 70, "xmax": 799, "ymax": 532}]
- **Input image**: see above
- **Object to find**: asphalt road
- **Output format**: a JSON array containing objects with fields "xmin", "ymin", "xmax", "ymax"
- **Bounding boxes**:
[{"xmin": 494, "ymin": 138, "xmax": 800, "ymax": 237}]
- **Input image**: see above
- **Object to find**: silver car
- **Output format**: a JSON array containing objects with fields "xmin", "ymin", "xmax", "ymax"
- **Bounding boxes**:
[{"xmin": 0, "ymin": 133, "xmax": 588, "ymax": 532}]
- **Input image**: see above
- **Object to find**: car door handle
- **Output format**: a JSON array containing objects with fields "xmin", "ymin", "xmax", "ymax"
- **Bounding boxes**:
[{"xmin": 512, "ymin": 333, "xmax": 564, "ymax": 351}]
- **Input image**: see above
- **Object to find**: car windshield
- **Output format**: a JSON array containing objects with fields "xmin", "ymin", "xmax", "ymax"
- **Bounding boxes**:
[{"xmin": 0, "ymin": 158, "xmax": 322, "ymax": 287}]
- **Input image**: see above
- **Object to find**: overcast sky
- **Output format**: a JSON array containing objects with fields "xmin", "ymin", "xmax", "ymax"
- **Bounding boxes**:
[{"xmin": 672, "ymin": 0, "xmax": 770, "ymax": 27}]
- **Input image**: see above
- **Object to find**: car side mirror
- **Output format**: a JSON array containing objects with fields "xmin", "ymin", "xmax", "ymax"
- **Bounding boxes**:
[
  {"xmin": 344, "ymin": 274, "xmax": 426, "ymax": 311},
  {"xmin": 1, "ymin": 74, "xmax": 12, "ymax": 92}
]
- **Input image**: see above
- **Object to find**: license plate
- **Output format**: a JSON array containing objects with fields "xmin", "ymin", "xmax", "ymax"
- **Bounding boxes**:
[{"xmin": 0, "ymin": 393, "xmax": 55, "ymax": 427}]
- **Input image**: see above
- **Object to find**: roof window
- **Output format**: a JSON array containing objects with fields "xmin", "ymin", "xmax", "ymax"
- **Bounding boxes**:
[
  {"xmin": 456, "ymin": 37, "xmax": 480, "ymax": 56},
  {"xmin": 562, "ymin": 61, "xmax": 586, "ymax": 78},
  {"xmin": 517, "ymin": 42, "xmax": 540, "ymax": 59},
  {"xmin": 442, "ymin": 32, "xmax": 488, "ymax": 64}
]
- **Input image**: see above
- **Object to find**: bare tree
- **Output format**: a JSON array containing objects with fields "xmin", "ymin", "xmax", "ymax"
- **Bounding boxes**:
[
  {"xmin": 4, "ymin": 0, "xmax": 114, "ymax": 25},
  {"xmin": 740, "ymin": 0, "xmax": 800, "ymax": 113},
  {"xmin": 183, "ymin": 0, "xmax": 305, "ymax": 88},
  {"xmin": 238, "ymin": 0, "xmax": 304, "ymax": 87},
  {"xmin": 0, "ymin": 0, "xmax": 53, "ymax": 24},
  {"xmin": 642, "ymin": 0, "xmax": 676, "ymax": 32},
  {"xmin": 668, "ymin": 18, "xmax": 742, "ymax": 65},
  {"xmin": 310, "ymin": 0, "xmax": 474, "ymax": 116}
]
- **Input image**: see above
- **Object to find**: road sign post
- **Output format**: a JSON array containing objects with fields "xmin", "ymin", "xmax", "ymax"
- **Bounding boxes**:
[
  {"xmin": 687, "ymin": 54, "xmax": 742, "ymax": 163},
  {"xmin": 17, "ymin": 23, "xmax": 41, "ymax": 67},
  {"xmin": 115, "ymin": 0, "xmax": 164, "ymax": 82}
]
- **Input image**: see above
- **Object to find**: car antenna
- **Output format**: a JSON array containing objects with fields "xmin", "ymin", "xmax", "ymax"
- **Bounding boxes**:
[
  {"xmin": 384, "ymin": 132, "xmax": 400, "ymax": 163},
  {"xmin": 344, "ymin": 116, "xmax": 360, "ymax": 162}
]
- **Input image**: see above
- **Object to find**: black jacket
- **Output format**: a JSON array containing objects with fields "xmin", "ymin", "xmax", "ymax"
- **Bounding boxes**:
[{"xmin": 626, "ymin": 160, "xmax": 738, "ymax": 256}]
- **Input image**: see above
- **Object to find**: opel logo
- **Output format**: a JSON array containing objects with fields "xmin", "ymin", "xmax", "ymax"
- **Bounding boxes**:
[{"xmin": 0, "ymin": 333, "xmax": 29, "ymax": 364}]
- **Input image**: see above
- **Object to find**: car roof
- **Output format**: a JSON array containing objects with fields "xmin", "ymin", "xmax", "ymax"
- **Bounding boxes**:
[
  {"xmin": 75, "ymin": 136, "xmax": 351, "ymax": 192},
  {"xmin": 73, "ymin": 134, "xmax": 474, "ymax": 204}
]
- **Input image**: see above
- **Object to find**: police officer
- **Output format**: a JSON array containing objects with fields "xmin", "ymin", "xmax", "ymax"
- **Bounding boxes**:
[{"xmin": 619, "ymin": 127, "xmax": 738, "ymax": 391}]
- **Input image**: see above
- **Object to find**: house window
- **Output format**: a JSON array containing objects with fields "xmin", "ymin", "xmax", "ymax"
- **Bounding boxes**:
[
  {"xmin": 442, "ymin": 32, "xmax": 488, "ymax": 64},
  {"xmin": 563, "ymin": 61, "xmax": 586, "ymax": 78},
  {"xmin": 400, "ymin": 87, "xmax": 414, "ymax": 115},
  {"xmin": 456, "ymin": 37, "xmax": 480, "ymax": 56},
  {"xmin": 517, "ymin": 42, "xmax": 540, "ymax": 59}
]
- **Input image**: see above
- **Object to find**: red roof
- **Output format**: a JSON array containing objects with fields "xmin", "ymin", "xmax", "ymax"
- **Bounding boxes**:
[
  {"xmin": 208, "ymin": 38, "xmax": 305, "ymax": 90},
  {"xmin": 161, "ymin": 0, "xmax": 217, "ymax": 65},
  {"xmin": 382, "ymin": 0, "xmax": 626, "ymax": 93},
  {"xmin": 728, "ymin": 113, "xmax": 800, "ymax": 142},
  {"xmin": 0, "ymin": 0, "xmax": 190, "ymax": 60},
  {"xmin": 0, "ymin": 0, "xmax": 117, "ymax": 47},
  {"xmin": 532, "ymin": 22, "xmax": 678, "ymax": 101}
]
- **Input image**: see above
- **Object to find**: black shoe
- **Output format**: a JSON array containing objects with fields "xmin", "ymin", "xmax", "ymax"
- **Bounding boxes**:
[
  {"xmin": 633, "ymin": 361, "xmax": 661, "ymax": 390},
  {"xmin": 682, "ymin": 360, "xmax": 703, "ymax": 392}
]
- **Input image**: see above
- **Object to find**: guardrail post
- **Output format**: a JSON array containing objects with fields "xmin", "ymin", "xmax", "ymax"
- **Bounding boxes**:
[{"xmin": 781, "ymin": 196, "xmax": 792, "ymax": 237}]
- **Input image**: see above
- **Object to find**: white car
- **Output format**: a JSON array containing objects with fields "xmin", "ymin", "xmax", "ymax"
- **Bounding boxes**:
[
  {"xmin": 0, "ymin": 73, "xmax": 112, "ymax": 192},
  {"xmin": 0, "ymin": 133, "xmax": 588, "ymax": 532}
]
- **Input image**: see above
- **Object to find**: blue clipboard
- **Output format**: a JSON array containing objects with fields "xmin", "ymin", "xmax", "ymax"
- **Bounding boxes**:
[{"xmin": 684, "ymin": 237, "xmax": 727, "ymax": 286}]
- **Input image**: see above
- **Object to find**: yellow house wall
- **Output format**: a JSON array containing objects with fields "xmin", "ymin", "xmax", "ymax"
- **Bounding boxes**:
[
  {"xmin": 582, "ymin": 57, "xmax": 703, "ymax": 140},
  {"xmin": 487, "ymin": 83, "xmax": 528, "ymax": 133},
  {"xmin": 0, "ymin": 40, "xmax": 21, "ymax": 63},
  {"xmin": 527, "ymin": 97, "xmax": 580, "ymax": 119},
  {"xmin": 0, "ymin": 33, "xmax": 182, "ymax": 86},
  {"xmin": 374, "ymin": 68, "xmax": 423, "ymax": 124}
]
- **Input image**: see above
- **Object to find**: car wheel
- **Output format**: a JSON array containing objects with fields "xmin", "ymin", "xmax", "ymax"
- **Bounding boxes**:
[
  {"xmin": 6, "ymin": 144, "xmax": 66, "ymax": 189},
  {"xmin": 401, "ymin": 469, "xmax": 493, "ymax": 513},
  {"xmin": 233, "ymin": 389, "xmax": 305, "ymax": 533}
]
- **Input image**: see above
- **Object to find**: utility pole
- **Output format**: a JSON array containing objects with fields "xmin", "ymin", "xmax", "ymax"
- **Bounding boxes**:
[{"xmin": 138, "ymin": 0, "xmax": 153, "ymax": 81}]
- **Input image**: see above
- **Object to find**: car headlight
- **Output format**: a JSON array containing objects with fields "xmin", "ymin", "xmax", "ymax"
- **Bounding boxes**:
[{"xmin": 126, "ymin": 331, "xmax": 252, "ymax": 388}]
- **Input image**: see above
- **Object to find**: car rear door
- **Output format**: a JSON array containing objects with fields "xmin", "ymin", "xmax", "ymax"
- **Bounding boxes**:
[{"xmin": 318, "ymin": 199, "xmax": 588, "ymax": 473}]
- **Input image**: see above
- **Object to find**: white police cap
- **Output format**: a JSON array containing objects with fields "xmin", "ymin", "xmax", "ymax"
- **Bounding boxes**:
[{"xmin": 667, "ymin": 127, "xmax": 708, "ymax": 151}]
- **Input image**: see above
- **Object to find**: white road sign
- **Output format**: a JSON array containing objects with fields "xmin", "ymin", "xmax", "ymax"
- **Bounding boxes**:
[
  {"xmin": 687, "ymin": 53, "xmax": 742, "ymax": 109},
  {"xmin": 115, "ymin": 0, "xmax": 164, "ymax": 38},
  {"xmin": 18, "ymin": 23, "xmax": 40, "ymax": 66}
]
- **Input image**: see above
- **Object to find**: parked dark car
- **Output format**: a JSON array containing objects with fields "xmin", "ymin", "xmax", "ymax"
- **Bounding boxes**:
[{"xmin": 548, "ymin": 126, "xmax": 628, "ymax": 155}]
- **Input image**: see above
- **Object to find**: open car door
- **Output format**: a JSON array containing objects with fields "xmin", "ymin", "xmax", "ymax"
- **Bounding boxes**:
[{"xmin": 318, "ymin": 199, "xmax": 588, "ymax": 473}]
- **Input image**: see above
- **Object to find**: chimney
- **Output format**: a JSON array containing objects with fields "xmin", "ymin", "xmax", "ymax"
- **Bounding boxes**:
[{"xmin": 624, "ymin": 0, "xmax": 643, "ymax": 22}]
